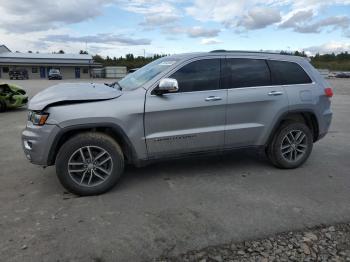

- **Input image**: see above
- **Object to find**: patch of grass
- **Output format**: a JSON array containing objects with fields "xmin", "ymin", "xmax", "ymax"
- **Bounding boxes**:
[{"xmin": 311, "ymin": 61, "xmax": 350, "ymax": 71}]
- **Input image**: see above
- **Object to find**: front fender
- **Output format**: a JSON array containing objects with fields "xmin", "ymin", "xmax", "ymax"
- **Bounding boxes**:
[{"xmin": 47, "ymin": 121, "xmax": 141, "ymax": 166}]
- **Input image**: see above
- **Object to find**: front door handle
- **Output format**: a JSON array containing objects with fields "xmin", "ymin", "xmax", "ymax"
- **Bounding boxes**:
[
  {"xmin": 268, "ymin": 91, "xmax": 283, "ymax": 96},
  {"xmin": 205, "ymin": 96, "xmax": 222, "ymax": 101}
]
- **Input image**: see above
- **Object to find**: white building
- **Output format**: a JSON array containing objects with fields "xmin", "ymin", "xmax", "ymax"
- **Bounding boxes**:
[{"xmin": 0, "ymin": 45, "xmax": 101, "ymax": 79}]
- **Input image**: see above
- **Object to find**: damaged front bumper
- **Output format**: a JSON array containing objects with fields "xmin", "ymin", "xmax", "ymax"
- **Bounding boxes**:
[{"xmin": 22, "ymin": 122, "xmax": 61, "ymax": 166}]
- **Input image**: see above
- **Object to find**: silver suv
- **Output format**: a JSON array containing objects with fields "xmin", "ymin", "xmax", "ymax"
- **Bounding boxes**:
[{"xmin": 22, "ymin": 51, "xmax": 333, "ymax": 195}]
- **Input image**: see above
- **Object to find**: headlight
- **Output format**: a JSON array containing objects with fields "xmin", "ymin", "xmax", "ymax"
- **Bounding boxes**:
[{"xmin": 28, "ymin": 111, "xmax": 49, "ymax": 126}]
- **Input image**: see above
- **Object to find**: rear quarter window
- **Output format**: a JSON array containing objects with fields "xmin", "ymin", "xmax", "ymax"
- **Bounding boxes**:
[{"xmin": 267, "ymin": 60, "xmax": 312, "ymax": 85}]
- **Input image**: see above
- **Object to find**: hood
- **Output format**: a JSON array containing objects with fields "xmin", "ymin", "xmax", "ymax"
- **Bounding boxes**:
[{"xmin": 29, "ymin": 82, "xmax": 122, "ymax": 110}]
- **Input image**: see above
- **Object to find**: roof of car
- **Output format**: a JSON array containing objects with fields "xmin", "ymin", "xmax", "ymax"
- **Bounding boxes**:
[{"xmin": 169, "ymin": 51, "xmax": 308, "ymax": 63}]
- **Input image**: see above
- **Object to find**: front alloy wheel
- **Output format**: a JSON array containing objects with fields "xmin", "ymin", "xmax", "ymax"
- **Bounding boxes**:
[
  {"xmin": 56, "ymin": 132, "xmax": 124, "ymax": 196},
  {"xmin": 68, "ymin": 146, "xmax": 113, "ymax": 187}
]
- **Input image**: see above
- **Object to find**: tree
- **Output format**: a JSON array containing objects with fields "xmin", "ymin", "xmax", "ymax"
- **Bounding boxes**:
[
  {"xmin": 58, "ymin": 50, "xmax": 65, "ymax": 54},
  {"xmin": 79, "ymin": 50, "xmax": 88, "ymax": 54},
  {"xmin": 92, "ymin": 53, "xmax": 167, "ymax": 69},
  {"xmin": 125, "ymin": 54, "xmax": 134, "ymax": 61},
  {"xmin": 310, "ymin": 52, "xmax": 350, "ymax": 71},
  {"xmin": 280, "ymin": 50, "xmax": 307, "ymax": 57}
]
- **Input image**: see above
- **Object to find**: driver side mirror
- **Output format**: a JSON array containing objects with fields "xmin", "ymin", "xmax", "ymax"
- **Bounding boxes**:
[{"xmin": 154, "ymin": 78, "xmax": 179, "ymax": 95}]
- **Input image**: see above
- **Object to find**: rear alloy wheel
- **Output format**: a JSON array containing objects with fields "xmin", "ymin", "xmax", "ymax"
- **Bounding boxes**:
[
  {"xmin": 267, "ymin": 121, "xmax": 313, "ymax": 169},
  {"xmin": 280, "ymin": 130, "xmax": 308, "ymax": 163},
  {"xmin": 56, "ymin": 132, "xmax": 124, "ymax": 196}
]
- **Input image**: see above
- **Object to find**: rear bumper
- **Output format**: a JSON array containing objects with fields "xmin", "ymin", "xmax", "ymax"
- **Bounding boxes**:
[
  {"xmin": 21, "ymin": 122, "xmax": 61, "ymax": 166},
  {"xmin": 48, "ymin": 75, "xmax": 62, "ymax": 79},
  {"xmin": 317, "ymin": 110, "xmax": 333, "ymax": 141}
]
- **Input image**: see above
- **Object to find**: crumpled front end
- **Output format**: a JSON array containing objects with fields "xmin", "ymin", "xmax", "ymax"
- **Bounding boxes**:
[
  {"xmin": 6, "ymin": 94, "xmax": 28, "ymax": 109},
  {"xmin": 29, "ymin": 82, "xmax": 122, "ymax": 111},
  {"xmin": 22, "ymin": 121, "xmax": 61, "ymax": 166},
  {"xmin": 0, "ymin": 83, "xmax": 28, "ymax": 110}
]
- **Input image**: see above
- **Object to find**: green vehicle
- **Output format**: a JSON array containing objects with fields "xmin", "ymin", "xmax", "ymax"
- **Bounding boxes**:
[{"xmin": 0, "ymin": 83, "xmax": 28, "ymax": 112}]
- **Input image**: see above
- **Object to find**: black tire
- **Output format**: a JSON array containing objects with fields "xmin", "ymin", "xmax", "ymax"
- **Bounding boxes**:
[
  {"xmin": 266, "ymin": 121, "xmax": 313, "ymax": 169},
  {"xmin": 56, "ymin": 132, "xmax": 124, "ymax": 196}
]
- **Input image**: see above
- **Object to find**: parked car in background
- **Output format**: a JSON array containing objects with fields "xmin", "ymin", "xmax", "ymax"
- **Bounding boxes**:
[
  {"xmin": 48, "ymin": 69, "xmax": 62, "ymax": 80},
  {"xmin": 9, "ymin": 68, "xmax": 29, "ymax": 80},
  {"xmin": 336, "ymin": 72, "xmax": 350, "ymax": 78},
  {"xmin": 328, "ymin": 72, "xmax": 337, "ymax": 78},
  {"xmin": 22, "ymin": 51, "xmax": 333, "ymax": 196},
  {"xmin": 0, "ymin": 83, "xmax": 28, "ymax": 112}
]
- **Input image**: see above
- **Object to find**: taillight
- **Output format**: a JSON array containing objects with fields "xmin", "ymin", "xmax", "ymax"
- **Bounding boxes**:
[{"xmin": 324, "ymin": 87, "xmax": 333, "ymax": 98}]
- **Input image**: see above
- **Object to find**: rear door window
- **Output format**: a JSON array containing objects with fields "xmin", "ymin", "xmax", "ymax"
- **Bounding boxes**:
[
  {"xmin": 224, "ymin": 58, "xmax": 271, "ymax": 88},
  {"xmin": 267, "ymin": 60, "xmax": 312, "ymax": 85}
]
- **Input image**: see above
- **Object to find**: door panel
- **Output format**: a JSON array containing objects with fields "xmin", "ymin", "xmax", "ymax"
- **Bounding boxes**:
[
  {"xmin": 75, "ymin": 67, "xmax": 81, "ymax": 78},
  {"xmin": 40, "ymin": 67, "xmax": 46, "ymax": 78},
  {"xmin": 145, "ymin": 90, "xmax": 227, "ymax": 156},
  {"xmin": 223, "ymin": 58, "xmax": 289, "ymax": 148},
  {"xmin": 144, "ymin": 58, "xmax": 226, "ymax": 157},
  {"xmin": 225, "ymin": 86, "xmax": 288, "ymax": 147}
]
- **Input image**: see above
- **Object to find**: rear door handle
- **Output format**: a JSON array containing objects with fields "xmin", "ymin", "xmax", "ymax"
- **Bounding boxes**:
[
  {"xmin": 268, "ymin": 91, "xmax": 283, "ymax": 96},
  {"xmin": 205, "ymin": 96, "xmax": 222, "ymax": 101}
]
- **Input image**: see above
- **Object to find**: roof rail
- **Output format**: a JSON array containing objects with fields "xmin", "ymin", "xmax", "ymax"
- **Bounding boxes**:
[{"xmin": 210, "ymin": 50, "xmax": 283, "ymax": 55}]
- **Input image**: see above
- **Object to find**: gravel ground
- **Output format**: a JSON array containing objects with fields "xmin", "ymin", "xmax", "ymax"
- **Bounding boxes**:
[{"xmin": 155, "ymin": 223, "xmax": 350, "ymax": 262}]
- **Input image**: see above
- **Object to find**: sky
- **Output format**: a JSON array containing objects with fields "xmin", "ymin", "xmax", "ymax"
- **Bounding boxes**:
[{"xmin": 0, "ymin": 0, "xmax": 350, "ymax": 57}]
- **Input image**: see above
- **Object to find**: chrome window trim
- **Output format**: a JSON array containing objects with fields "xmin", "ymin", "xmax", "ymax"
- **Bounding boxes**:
[
  {"xmin": 150, "ymin": 82, "xmax": 316, "ymax": 96},
  {"xmin": 226, "ymin": 82, "xmax": 316, "ymax": 91},
  {"xmin": 148, "ymin": 56, "xmax": 316, "ymax": 96},
  {"xmin": 156, "ymin": 88, "xmax": 225, "ymax": 97}
]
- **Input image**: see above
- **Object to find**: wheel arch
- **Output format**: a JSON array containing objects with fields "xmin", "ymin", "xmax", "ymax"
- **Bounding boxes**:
[
  {"xmin": 267, "ymin": 110, "xmax": 320, "ymax": 145},
  {"xmin": 48, "ymin": 123, "xmax": 137, "ymax": 166}
]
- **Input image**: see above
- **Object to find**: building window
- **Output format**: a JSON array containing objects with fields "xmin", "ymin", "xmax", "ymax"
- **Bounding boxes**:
[
  {"xmin": 2, "ymin": 67, "xmax": 9, "ymax": 73},
  {"xmin": 32, "ymin": 67, "xmax": 38, "ymax": 73},
  {"xmin": 82, "ymin": 68, "xmax": 89, "ymax": 74}
]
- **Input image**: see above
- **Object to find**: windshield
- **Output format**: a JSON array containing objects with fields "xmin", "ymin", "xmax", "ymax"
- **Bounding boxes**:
[
  {"xmin": 117, "ymin": 57, "xmax": 179, "ymax": 91},
  {"xmin": 50, "ymin": 69, "xmax": 59, "ymax": 74}
]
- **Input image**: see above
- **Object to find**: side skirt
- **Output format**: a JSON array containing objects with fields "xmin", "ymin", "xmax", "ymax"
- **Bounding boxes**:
[{"xmin": 133, "ymin": 145, "xmax": 265, "ymax": 167}]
